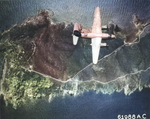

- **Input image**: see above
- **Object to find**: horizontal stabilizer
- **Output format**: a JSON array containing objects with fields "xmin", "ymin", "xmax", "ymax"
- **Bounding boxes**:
[
  {"xmin": 73, "ymin": 35, "xmax": 79, "ymax": 45},
  {"xmin": 102, "ymin": 25, "xmax": 108, "ymax": 30},
  {"xmin": 92, "ymin": 37, "xmax": 102, "ymax": 64},
  {"xmin": 101, "ymin": 43, "xmax": 107, "ymax": 47}
]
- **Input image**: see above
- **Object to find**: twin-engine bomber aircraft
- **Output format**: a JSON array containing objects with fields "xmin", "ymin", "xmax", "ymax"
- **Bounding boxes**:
[{"xmin": 73, "ymin": 7, "xmax": 116, "ymax": 64}]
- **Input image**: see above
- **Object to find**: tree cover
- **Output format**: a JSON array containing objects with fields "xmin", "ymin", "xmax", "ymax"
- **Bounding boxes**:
[{"xmin": 0, "ymin": 37, "xmax": 54, "ymax": 109}]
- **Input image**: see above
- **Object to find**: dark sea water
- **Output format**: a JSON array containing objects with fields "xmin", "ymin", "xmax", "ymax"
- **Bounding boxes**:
[{"xmin": 3, "ymin": 88, "xmax": 150, "ymax": 119}]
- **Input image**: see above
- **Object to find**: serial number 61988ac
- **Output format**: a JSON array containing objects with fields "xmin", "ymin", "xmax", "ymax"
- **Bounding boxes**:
[{"xmin": 117, "ymin": 114, "xmax": 146, "ymax": 119}]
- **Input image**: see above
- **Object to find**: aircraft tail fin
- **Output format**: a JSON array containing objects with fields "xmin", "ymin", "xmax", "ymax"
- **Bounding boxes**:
[
  {"xmin": 73, "ymin": 35, "xmax": 79, "ymax": 45},
  {"xmin": 92, "ymin": 37, "xmax": 102, "ymax": 64}
]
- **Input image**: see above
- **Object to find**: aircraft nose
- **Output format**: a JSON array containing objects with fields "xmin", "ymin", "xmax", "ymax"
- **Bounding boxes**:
[
  {"xmin": 95, "ymin": 7, "xmax": 100, "ymax": 11},
  {"xmin": 94, "ymin": 7, "xmax": 100, "ymax": 17}
]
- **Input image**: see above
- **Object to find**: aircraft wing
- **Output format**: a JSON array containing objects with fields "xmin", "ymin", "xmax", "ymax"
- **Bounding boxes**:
[
  {"xmin": 92, "ymin": 37, "xmax": 102, "ymax": 64},
  {"xmin": 91, "ymin": 7, "xmax": 102, "ymax": 64},
  {"xmin": 73, "ymin": 35, "xmax": 79, "ymax": 45}
]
